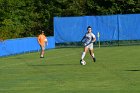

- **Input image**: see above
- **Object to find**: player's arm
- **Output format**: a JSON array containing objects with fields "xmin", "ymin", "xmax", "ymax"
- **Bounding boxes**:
[
  {"xmin": 81, "ymin": 35, "xmax": 86, "ymax": 42},
  {"xmin": 37, "ymin": 36, "xmax": 41, "ymax": 45},
  {"xmin": 92, "ymin": 34, "xmax": 96, "ymax": 43},
  {"xmin": 45, "ymin": 36, "xmax": 48, "ymax": 42},
  {"xmin": 92, "ymin": 37, "xmax": 96, "ymax": 42}
]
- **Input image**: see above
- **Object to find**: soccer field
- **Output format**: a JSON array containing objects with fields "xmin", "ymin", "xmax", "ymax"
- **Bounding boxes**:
[{"xmin": 0, "ymin": 46, "xmax": 140, "ymax": 93}]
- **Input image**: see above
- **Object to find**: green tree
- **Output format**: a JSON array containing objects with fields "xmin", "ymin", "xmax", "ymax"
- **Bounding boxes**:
[{"xmin": 0, "ymin": 0, "xmax": 139, "ymax": 40}]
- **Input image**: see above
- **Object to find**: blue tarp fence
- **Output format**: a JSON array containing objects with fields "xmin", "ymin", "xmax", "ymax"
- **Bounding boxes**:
[
  {"xmin": 1, "ymin": 14, "xmax": 140, "ymax": 57},
  {"xmin": 54, "ymin": 14, "xmax": 140, "ymax": 43},
  {"xmin": 0, "ymin": 36, "xmax": 55, "ymax": 57}
]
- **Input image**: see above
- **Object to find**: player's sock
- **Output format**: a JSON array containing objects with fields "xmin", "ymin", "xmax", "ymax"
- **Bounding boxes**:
[
  {"xmin": 81, "ymin": 52, "xmax": 86, "ymax": 60},
  {"xmin": 92, "ymin": 54, "xmax": 96, "ymax": 62},
  {"xmin": 92, "ymin": 53, "xmax": 95, "ymax": 58}
]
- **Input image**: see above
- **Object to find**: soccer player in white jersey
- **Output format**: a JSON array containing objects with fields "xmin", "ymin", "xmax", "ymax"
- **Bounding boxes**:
[{"xmin": 80, "ymin": 26, "xmax": 96, "ymax": 63}]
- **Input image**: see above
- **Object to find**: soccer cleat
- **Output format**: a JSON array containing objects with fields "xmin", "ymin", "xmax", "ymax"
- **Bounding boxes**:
[
  {"xmin": 93, "ymin": 58, "xmax": 96, "ymax": 62},
  {"xmin": 40, "ymin": 55, "xmax": 44, "ymax": 58},
  {"xmin": 80, "ymin": 59, "xmax": 82, "ymax": 64},
  {"xmin": 80, "ymin": 59, "xmax": 84, "ymax": 65}
]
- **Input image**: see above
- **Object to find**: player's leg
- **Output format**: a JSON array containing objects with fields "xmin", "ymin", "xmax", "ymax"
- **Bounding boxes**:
[
  {"xmin": 40, "ymin": 45, "xmax": 45, "ymax": 58},
  {"xmin": 89, "ymin": 49, "xmax": 96, "ymax": 62},
  {"xmin": 81, "ymin": 46, "xmax": 88, "ymax": 61},
  {"xmin": 89, "ymin": 44, "xmax": 96, "ymax": 62},
  {"xmin": 40, "ymin": 45, "xmax": 43, "ymax": 58}
]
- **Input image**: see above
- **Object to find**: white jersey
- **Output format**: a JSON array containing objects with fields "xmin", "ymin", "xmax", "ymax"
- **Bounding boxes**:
[{"xmin": 82, "ymin": 32, "xmax": 96, "ymax": 46}]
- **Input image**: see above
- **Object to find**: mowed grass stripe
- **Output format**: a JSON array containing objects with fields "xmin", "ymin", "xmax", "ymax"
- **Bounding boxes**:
[
  {"xmin": 0, "ymin": 46, "xmax": 140, "ymax": 93},
  {"xmin": 0, "ymin": 48, "xmax": 80, "ymax": 69}
]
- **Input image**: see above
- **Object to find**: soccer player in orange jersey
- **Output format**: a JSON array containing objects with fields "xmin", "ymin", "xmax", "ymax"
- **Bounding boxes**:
[{"xmin": 38, "ymin": 30, "xmax": 48, "ymax": 58}]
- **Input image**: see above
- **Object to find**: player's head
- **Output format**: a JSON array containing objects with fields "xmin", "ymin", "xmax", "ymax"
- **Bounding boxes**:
[
  {"xmin": 41, "ymin": 30, "xmax": 44, "ymax": 34},
  {"xmin": 87, "ymin": 26, "xmax": 92, "ymax": 33}
]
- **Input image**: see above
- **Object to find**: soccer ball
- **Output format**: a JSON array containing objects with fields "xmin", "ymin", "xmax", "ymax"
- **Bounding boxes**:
[
  {"xmin": 45, "ymin": 38, "xmax": 47, "ymax": 42},
  {"xmin": 80, "ymin": 60, "xmax": 86, "ymax": 65}
]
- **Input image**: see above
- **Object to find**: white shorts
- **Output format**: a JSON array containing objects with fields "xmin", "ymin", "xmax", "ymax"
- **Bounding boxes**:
[{"xmin": 85, "ymin": 43, "xmax": 93, "ymax": 50}]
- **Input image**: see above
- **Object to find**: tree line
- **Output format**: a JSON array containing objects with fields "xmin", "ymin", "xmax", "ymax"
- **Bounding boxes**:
[{"xmin": 0, "ymin": 0, "xmax": 139, "ymax": 40}]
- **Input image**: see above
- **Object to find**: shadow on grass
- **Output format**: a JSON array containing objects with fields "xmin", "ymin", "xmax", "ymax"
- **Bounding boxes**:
[
  {"xmin": 27, "ymin": 63, "xmax": 80, "ymax": 67},
  {"xmin": 125, "ymin": 70, "xmax": 140, "ymax": 71}
]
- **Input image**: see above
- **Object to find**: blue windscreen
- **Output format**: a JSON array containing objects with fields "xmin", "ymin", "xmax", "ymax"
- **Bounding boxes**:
[
  {"xmin": 54, "ymin": 14, "xmax": 140, "ymax": 43},
  {"xmin": 119, "ymin": 14, "xmax": 140, "ymax": 40},
  {"xmin": 54, "ymin": 16, "xmax": 86, "ymax": 43},
  {"xmin": 0, "ymin": 36, "xmax": 55, "ymax": 57}
]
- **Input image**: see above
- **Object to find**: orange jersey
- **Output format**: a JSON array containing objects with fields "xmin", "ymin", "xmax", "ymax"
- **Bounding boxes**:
[{"xmin": 38, "ymin": 34, "xmax": 46, "ymax": 46}]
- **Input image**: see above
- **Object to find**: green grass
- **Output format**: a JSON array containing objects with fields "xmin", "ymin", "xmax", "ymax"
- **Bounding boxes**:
[{"xmin": 0, "ymin": 46, "xmax": 140, "ymax": 93}]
